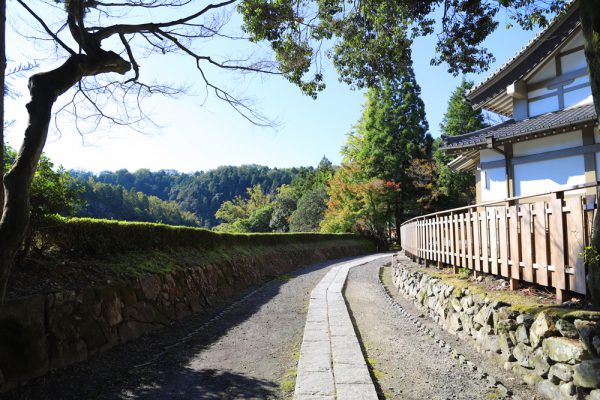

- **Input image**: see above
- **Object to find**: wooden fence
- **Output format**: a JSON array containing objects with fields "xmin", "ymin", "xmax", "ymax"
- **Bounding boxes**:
[{"xmin": 400, "ymin": 185, "xmax": 598, "ymax": 302}]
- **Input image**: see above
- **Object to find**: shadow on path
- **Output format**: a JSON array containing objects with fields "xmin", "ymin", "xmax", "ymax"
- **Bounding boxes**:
[
  {"xmin": 118, "ymin": 368, "xmax": 277, "ymax": 400},
  {"xmin": 4, "ymin": 255, "xmax": 366, "ymax": 400}
]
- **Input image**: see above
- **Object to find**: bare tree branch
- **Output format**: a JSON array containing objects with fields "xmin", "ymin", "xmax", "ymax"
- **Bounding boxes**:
[{"xmin": 15, "ymin": 0, "xmax": 77, "ymax": 55}]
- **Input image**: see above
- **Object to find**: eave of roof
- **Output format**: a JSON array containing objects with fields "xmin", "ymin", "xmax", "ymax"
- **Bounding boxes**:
[
  {"xmin": 440, "ymin": 103, "xmax": 597, "ymax": 153},
  {"xmin": 467, "ymin": 2, "xmax": 580, "ymax": 111}
]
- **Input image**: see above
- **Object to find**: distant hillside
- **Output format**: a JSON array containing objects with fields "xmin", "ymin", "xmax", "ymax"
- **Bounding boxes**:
[{"xmin": 70, "ymin": 165, "xmax": 313, "ymax": 228}]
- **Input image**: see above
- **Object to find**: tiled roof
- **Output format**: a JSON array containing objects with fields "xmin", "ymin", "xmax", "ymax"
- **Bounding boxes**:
[
  {"xmin": 467, "ymin": 2, "xmax": 580, "ymax": 111},
  {"xmin": 440, "ymin": 104, "xmax": 597, "ymax": 151}
]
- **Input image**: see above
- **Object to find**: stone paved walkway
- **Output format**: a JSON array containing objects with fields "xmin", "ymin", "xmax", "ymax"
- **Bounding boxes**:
[{"xmin": 293, "ymin": 254, "xmax": 390, "ymax": 400}]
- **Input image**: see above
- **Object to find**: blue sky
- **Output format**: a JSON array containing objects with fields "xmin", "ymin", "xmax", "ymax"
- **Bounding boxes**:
[{"xmin": 5, "ymin": 3, "xmax": 532, "ymax": 173}]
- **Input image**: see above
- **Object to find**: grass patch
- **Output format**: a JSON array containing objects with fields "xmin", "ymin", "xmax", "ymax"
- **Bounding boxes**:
[{"xmin": 280, "ymin": 349, "xmax": 300, "ymax": 395}]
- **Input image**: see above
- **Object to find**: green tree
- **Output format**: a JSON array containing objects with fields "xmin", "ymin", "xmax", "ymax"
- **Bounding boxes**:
[
  {"xmin": 269, "ymin": 185, "xmax": 297, "ymax": 232},
  {"xmin": 345, "ymin": 61, "xmax": 430, "ymax": 242},
  {"xmin": 289, "ymin": 185, "xmax": 328, "ymax": 232},
  {"xmin": 434, "ymin": 79, "xmax": 487, "ymax": 208},
  {"xmin": 214, "ymin": 184, "xmax": 274, "ymax": 233}
]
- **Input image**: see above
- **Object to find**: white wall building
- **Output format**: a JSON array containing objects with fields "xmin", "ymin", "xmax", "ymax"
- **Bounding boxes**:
[{"xmin": 441, "ymin": 2, "xmax": 598, "ymax": 203}]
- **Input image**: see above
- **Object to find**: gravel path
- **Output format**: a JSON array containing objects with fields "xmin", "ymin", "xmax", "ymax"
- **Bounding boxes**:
[
  {"xmin": 5, "ymin": 257, "xmax": 354, "ymax": 400},
  {"xmin": 345, "ymin": 260, "xmax": 540, "ymax": 400}
]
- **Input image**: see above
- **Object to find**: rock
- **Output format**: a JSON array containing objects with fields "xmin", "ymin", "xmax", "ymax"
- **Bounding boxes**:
[
  {"xmin": 549, "ymin": 363, "xmax": 574, "ymax": 383},
  {"xmin": 523, "ymin": 372, "xmax": 544, "ymax": 386},
  {"xmin": 543, "ymin": 337, "xmax": 590, "ymax": 364},
  {"xmin": 538, "ymin": 380, "xmax": 560, "ymax": 400},
  {"xmin": 532, "ymin": 348, "xmax": 551, "ymax": 377},
  {"xmin": 589, "ymin": 389, "xmax": 600, "ymax": 400},
  {"xmin": 594, "ymin": 336, "xmax": 600, "ymax": 356},
  {"xmin": 530, "ymin": 312, "xmax": 558, "ymax": 348},
  {"xmin": 513, "ymin": 343, "xmax": 534, "ymax": 368},
  {"xmin": 0, "ymin": 295, "xmax": 49, "ymax": 382},
  {"xmin": 118, "ymin": 321, "xmax": 157, "ymax": 344},
  {"xmin": 516, "ymin": 324, "xmax": 530, "ymax": 345},
  {"xmin": 496, "ymin": 319, "xmax": 517, "ymax": 334},
  {"xmin": 575, "ymin": 320, "xmax": 600, "ymax": 358},
  {"xmin": 556, "ymin": 319, "xmax": 578, "ymax": 339},
  {"xmin": 499, "ymin": 332, "xmax": 515, "ymax": 361},
  {"xmin": 482, "ymin": 334, "xmax": 502, "ymax": 354},
  {"xmin": 474, "ymin": 306, "xmax": 493, "ymax": 327},
  {"xmin": 448, "ymin": 312, "xmax": 462, "ymax": 334},
  {"xmin": 451, "ymin": 298, "xmax": 462, "ymax": 313},
  {"xmin": 573, "ymin": 360, "xmax": 600, "ymax": 389},
  {"xmin": 559, "ymin": 381, "xmax": 575, "ymax": 398},
  {"xmin": 140, "ymin": 275, "xmax": 162, "ymax": 301},
  {"xmin": 517, "ymin": 313, "xmax": 534, "ymax": 327}
]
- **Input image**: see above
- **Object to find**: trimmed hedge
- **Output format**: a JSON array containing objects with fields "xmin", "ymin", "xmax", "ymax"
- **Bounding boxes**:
[{"xmin": 39, "ymin": 217, "xmax": 372, "ymax": 257}]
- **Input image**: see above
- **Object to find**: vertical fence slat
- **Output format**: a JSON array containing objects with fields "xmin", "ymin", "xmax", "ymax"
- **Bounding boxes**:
[
  {"xmin": 520, "ymin": 204, "xmax": 534, "ymax": 283},
  {"xmin": 489, "ymin": 209, "xmax": 499, "ymax": 275},
  {"xmin": 534, "ymin": 202, "xmax": 549, "ymax": 287},
  {"xmin": 565, "ymin": 197, "xmax": 586, "ymax": 294},
  {"xmin": 499, "ymin": 207, "xmax": 509, "ymax": 278},
  {"xmin": 550, "ymin": 198, "xmax": 566, "ymax": 291},
  {"xmin": 508, "ymin": 204, "xmax": 520, "ymax": 281},
  {"xmin": 473, "ymin": 209, "xmax": 481, "ymax": 272},
  {"xmin": 466, "ymin": 211, "xmax": 473, "ymax": 270},
  {"xmin": 481, "ymin": 210, "xmax": 489, "ymax": 274},
  {"xmin": 460, "ymin": 213, "xmax": 466, "ymax": 268},
  {"xmin": 450, "ymin": 214, "xmax": 456, "ymax": 266}
]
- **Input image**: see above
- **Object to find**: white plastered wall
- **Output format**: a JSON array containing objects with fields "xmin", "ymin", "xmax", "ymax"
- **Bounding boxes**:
[{"xmin": 512, "ymin": 131, "xmax": 586, "ymax": 196}]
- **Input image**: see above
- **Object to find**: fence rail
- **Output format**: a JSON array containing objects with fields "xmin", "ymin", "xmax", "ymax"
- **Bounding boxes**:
[{"xmin": 400, "ymin": 184, "xmax": 599, "ymax": 301}]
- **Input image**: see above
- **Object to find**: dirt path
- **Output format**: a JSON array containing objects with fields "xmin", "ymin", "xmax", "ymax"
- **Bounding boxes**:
[
  {"xmin": 5, "ymin": 258, "xmax": 351, "ymax": 400},
  {"xmin": 345, "ymin": 260, "xmax": 540, "ymax": 400}
]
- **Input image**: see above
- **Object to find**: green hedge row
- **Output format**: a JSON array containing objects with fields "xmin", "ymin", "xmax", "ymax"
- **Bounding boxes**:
[{"xmin": 39, "ymin": 217, "xmax": 372, "ymax": 257}]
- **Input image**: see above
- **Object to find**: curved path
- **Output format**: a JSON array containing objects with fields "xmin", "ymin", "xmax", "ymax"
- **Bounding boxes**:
[{"xmin": 6, "ymin": 254, "xmax": 538, "ymax": 400}]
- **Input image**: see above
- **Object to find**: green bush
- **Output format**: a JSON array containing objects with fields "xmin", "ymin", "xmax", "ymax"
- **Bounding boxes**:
[{"xmin": 39, "ymin": 217, "xmax": 372, "ymax": 257}]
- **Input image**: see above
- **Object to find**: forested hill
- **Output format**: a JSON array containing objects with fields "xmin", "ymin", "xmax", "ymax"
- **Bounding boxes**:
[{"xmin": 70, "ymin": 164, "xmax": 312, "ymax": 228}]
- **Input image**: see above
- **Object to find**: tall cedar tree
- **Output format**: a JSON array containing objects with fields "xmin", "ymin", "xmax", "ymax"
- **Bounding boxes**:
[
  {"xmin": 345, "ymin": 62, "xmax": 429, "ymax": 243},
  {"xmin": 434, "ymin": 79, "xmax": 487, "ymax": 208}
]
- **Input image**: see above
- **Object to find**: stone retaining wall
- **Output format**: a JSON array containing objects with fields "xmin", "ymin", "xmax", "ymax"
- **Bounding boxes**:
[
  {"xmin": 391, "ymin": 258, "xmax": 600, "ymax": 400},
  {"xmin": 0, "ymin": 243, "xmax": 372, "ymax": 392}
]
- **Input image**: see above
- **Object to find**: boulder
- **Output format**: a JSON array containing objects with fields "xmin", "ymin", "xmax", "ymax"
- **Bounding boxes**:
[
  {"xmin": 530, "ymin": 312, "xmax": 558, "ymax": 348},
  {"xmin": 589, "ymin": 389, "xmax": 600, "ymax": 400},
  {"xmin": 474, "ymin": 306, "xmax": 493, "ymax": 327},
  {"xmin": 559, "ymin": 381, "xmax": 576, "ymax": 399},
  {"xmin": 532, "ymin": 348, "xmax": 551, "ymax": 377},
  {"xmin": 499, "ymin": 331, "xmax": 515, "ymax": 361},
  {"xmin": 0, "ymin": 296, "xmax": 48, "ymax": 382},
  {"xmin": 537, "ymin": 380, "xmax": 560, "ymax": 400},
  {"xmin": 575, "ymin": 320, "xmax": 600, "ymax": 358},
  {"xmin": 549, "ymin": 363, "xmax": 574, "ymax": 383},
  {"xmin": 542, "ymin": 337, "xmax": 590, "ymax": 364},
  {"xmin": 513, "ymin": 342, "xmax": 534, "ymax": 368},
  {"xmin": 556, "ymin": 319, "xmax": 578, "ymax": 339},
  {"xmin": 517, "ymin": 313, "xmax": 534, "ymax": 327},
  {"xmin": 516, "ymin": 324, "xmax": 530, "ymax": 345},
  {"xmin": 140, "ymin": 275, "xmax": 162, "ymax": 301},
  {"xmin": 451, "ymin": 298, "xmax": 462, "ymax": 313},
  {"xmin": 573, "ymin": 360, "xmax": 600, "ymax": 389}
]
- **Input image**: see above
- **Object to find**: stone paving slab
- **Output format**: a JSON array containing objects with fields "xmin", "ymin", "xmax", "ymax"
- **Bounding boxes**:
[{"xmin": 293, "ymin": 254, "xmax": 390, "ymax": 399}]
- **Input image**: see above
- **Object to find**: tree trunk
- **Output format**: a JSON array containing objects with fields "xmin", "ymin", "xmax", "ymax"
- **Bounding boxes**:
[
  {"xmin": 0, "ymin": 51, "xmax": 130, "ymax": 304},
  {"xmin": 1, "ymin": 0, "xmax": 6, "ymax": 218},
  {"xmin": 580, "ymin": 0, "xmax": 600, "ymax": 308}
]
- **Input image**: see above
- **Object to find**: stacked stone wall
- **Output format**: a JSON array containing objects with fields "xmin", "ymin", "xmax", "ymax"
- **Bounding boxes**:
[
  {"xmin": 0, "ymin": 242, "xmax": 372, "ymax": 392},
  {"xmin": 392, "ymin": 261, "xmax": 600, "ymax": 400}
]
